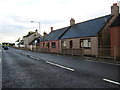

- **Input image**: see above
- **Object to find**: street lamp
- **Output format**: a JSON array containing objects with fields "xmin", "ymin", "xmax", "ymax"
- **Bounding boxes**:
[{"xmin": 31, "ymin": 21, "xmax": 40, "ymax": 34}]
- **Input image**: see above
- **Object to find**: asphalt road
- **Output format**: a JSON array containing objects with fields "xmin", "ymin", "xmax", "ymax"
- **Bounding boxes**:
[{"xmin": 2, "ymin": 47, "xmax": 120, "ymax": 88}]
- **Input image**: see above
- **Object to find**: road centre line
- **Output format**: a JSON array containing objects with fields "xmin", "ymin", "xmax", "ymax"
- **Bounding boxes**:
[
  {"xmin": 103, "ymin": 78, "xmax": 120, "ymax": 85},
  {"xmin": 46, "ymin": 61, "xmax": 74, "ymax": 72}
]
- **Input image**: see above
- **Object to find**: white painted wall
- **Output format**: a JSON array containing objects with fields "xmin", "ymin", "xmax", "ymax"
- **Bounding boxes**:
[{"xmin": 15, "ymin": 42, "xmax": 19, "ymax": 47}]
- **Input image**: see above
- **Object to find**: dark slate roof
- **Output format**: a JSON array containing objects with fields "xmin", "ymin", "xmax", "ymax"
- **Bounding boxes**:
[
  {"xmin": 18, "ymin": 40, "xmax": 24, "ymax": 45},
  {"xmin": 41, "ymin": 27, "xmax": 70, "ymax": 41},
  {"xmin": 29, "ymin": 37, "xmax": 42, "ymax": 45},
  {"xmin": 61, "ymin": 15, "xmax": 112, "ymax": 39},
  {"xmin": 110, "ymin": 14, "xmax": 120, "ymax": 27}
]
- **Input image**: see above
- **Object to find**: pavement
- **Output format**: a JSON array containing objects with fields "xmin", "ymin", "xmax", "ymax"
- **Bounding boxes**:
[{"xmin": 2, "ymin": 47, "xmax": 120, "ymax": 88}]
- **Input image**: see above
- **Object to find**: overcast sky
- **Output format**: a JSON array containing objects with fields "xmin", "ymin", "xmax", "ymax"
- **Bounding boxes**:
[{"xmin": 0, "ymin": 0, "xmax": 119, "ymax": 43}]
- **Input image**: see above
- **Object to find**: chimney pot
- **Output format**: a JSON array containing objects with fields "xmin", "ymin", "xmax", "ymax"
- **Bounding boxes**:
[
  {"xmin": 43, "ymin": 32, "xmax": 47, "ymax": 37},
  {"xmin": 113, "ymin": 3, "xmax": 117, "ymax": 6},
  {"xmin": 70, "ymin": 18, "xmax": 75, "ymax": 26},
  {"xmin": 51, "ymin": 27, "xmax": 53, "ymax": 32}
]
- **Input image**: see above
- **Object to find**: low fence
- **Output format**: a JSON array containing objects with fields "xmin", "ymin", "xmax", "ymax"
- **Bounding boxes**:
[
  {"xmin": 98, "ymin": 47, "xmax": 120, "ymax": 60},
  {"xmin": 61, "ymin": 47, "xmax": 120, "ymax": 60},
  {"xmin": 61, "ymin": 48, "xmax": 83, "ymax": 56},
  {"xmin": 32, "ymin": 46, "xmax": 50, "ymax": 53},
  {"xmin": 23, "ymin": 46, "xmax": 120, "ymax": 61}
]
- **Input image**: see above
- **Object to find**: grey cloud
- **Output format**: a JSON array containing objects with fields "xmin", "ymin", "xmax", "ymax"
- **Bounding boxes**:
[
  {"xmin": 9, "ymin": 16, "xmax": 30, "ymax": 23},
  {"xmin": 9, "ymin": 15, "xmax": 64, "ymax": 25},
  {"xmin": 0, "ymin": 24, "xmax": 30, "ymax": 33},
  {"xmin": 40, "ymin": 19, "xmax": 65, "ymax": 25}
]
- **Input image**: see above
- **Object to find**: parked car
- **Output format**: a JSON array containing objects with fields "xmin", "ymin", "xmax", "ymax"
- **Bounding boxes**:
[{"xmin": 4, "ymin": 46, "xmax": 8, "ymax": 50}]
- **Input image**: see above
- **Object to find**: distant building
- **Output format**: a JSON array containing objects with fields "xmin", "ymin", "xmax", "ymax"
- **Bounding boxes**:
[
  {"xmin": 15, "ymin": 38, "xmax": 20, "ymax": 47},
  {"xmin": 23, "ymin": 29, "xmax": 42, "ymax": 49}
]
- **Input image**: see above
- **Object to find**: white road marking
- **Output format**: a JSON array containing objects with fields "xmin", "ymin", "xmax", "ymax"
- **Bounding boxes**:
[
  {"xmin": 30, "ymin": 56, "xmax": 36, "ymax": 59},
  {"xmin": 85, "ymin": 59, "xmax": 120, "ymax": 66},
  {"xmin": 35, "ymin": 58, "xmax": 39, "ymax": 60},
  {"xmin": 103, "ymin": 78, "xmax": 120, "ymax": 85},
  {"xmin": 0, "ymin": 50, "xmax": 1, "ymax": 52},
  {"xmin": 46, "ymin": 61, "xmax": 74, "ymax": 72},
  {"xmin": 30, "ymin": 56, "xmax": 39, "ymax": 60}
]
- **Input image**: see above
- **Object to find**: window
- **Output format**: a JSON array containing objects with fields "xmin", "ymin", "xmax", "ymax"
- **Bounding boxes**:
[
  {"xmin": 44, "ymin": 42, "xmax": 49, "ymax": 48},
  {"xmin": 43, "ymin": 43, "xmax": 45, "ymax": 47},
  {"xmin": 80, "ymin": 39, "xmax": 91, "ymax": 48},
  {"xmin": 51, "ymin": 42, "xmax": 56, "ymax": 48},
  {"xmin": 47, "ymin": 42, "xmax": 50, "ymax": 48},
  {"xmin": 62, "ymin": 41, "xmax": 66, "ymax": 47}
]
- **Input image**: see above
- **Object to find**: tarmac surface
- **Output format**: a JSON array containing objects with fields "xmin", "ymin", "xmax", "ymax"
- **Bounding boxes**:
[{"xmin": 2, "ymin": 47, "xmax": 120, "ymax": 88}]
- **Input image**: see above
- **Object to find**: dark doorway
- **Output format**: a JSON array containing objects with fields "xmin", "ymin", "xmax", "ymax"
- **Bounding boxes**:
[{"xmin": 69, "ymin": 40, "xmax": 73, "ymax": 48}]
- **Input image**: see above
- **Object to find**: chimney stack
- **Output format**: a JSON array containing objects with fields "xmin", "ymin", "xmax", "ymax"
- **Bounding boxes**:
[
  {"xmin": 70, "ymin": 18, "xmax": 75, "ymax": 26},
  {"xmin": 51, "ymin": 27, "xmax": 53, "ymax": 32},
  {"xmin": 111, "ymin": 3, "xmax": 119, "ymax": 16},
  {"xmin": 43, "ymin": 32, "xmax": 47, "ymax": 37}
]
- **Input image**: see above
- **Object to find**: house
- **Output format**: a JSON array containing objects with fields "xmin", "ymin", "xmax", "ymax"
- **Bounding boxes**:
[
  {"xmin": 23, "ymin": 29, "xmax": 41, "ymax": 50},
  {"xmin": 60, "ymin": 3, "xmax": 119, "ymax": 57},
  {"xmin": 28, "ymin": 37, "xmax": 42, "ymax": 51},
  {"xmin": 98, "ymin": 3, "xmax": 119, "ymax": 57},
  {"xmin": 60, "ymin": 15, "xmax": 112, "ymax": 56},
  {"xmin": 17, "ymin": 40, "xmax": 24, "ymax": 48},
  {"xmin": 38, "ymin": 3, "xmax": 119, "ymax": 58},
  {"xmin": 15, "ymin": 38, "xmax": 20, "ymax": 47},
  {"xmin": 40, "ymin": 27, "xmax": 70, "ymax": 53},
  {"xmin": 110, "ymin": 14, "xmax": 120, "ymax": 57}
]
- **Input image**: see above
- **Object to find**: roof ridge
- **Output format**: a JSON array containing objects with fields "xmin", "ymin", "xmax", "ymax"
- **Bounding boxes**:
[
  {"xmin": 50, "ymin": 15, "xmax": 111, "ymax": 33},
  {"xmin": 75, "ymin": 14, "xmax": 111, "ymax": 25},
  {"xmin": 41, "ymin": 26, "xmax": 70, "ymax": 41},
  {"xmin": 60, "ymin": 14, "xmax": 112, "ymax": 39},
  {"xmin": 51, "ymin": 26, "xmax": 70, "ymax": 32}
]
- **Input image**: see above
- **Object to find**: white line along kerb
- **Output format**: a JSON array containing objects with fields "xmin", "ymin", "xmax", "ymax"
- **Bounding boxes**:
[
  {"xmin": 103, "ymin": 78, "xmax": 120, "ymax": 85},
  {"xmin": 46, "ymin": 61, "xmax": 74, "ymax": 72}
]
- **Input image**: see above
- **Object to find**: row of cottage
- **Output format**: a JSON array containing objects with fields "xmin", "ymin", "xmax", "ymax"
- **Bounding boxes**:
[{"xmin": 17, "ymin": 3, "xmax": 120, "ymax": 58}]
